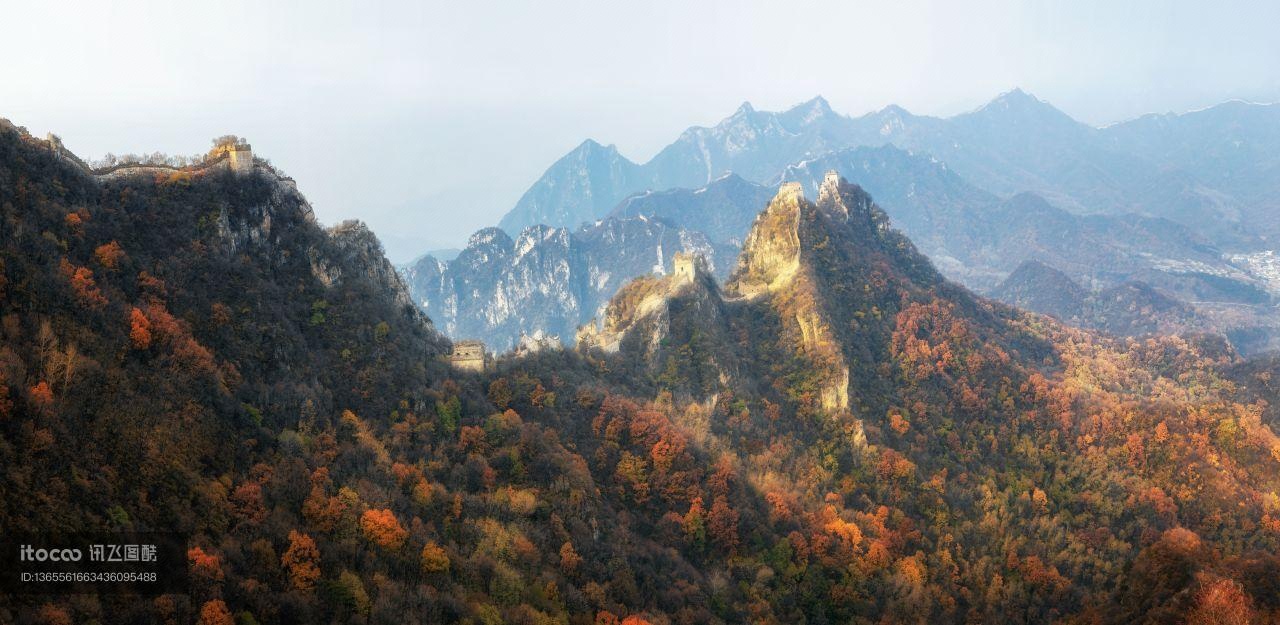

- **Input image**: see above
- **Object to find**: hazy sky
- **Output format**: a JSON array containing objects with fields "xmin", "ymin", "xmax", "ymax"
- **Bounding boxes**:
[{"xmin": 4, "ymin": 0, "xmax": 1278, "ymax": 261}]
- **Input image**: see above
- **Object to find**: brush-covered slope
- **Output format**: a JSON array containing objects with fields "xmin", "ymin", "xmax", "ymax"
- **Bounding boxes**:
[
  {"xmin": 5, "ymin": 120, "xmax": 1280, "ymax": 625},
  {"xmin": 572, "ymin": 172, "xmax": 1280, "ymax": 623},
  {"xmin": 0, "ymin": 123, "xmax": 751, "ymax": 625},
  {"xmin": 994, "ymin": 259, "xmax": 1214, "ymax": 335}
]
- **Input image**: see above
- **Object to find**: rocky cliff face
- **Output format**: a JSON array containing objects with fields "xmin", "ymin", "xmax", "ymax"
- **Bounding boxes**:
[
  {"xmin": 402, "ymin": 216, "xmax": 737, "ymax": 351},
  {"xmin": 725, "ymin": 183, "xmax": 806, "ymax": 297},
  {"xmin": 313, "ymin": 220, "xmax": 421, "ymax": 313},
  {"xmin": 584, "ymin": 173, "xmax": 950, "ymax": 418},
  {"xmin": 576, "ymin": 254, "xmax": 726, "ymax": 358}
]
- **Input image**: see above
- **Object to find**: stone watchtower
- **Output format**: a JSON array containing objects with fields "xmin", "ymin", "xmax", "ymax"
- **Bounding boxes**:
[
  {"xmin": 822, "ymin": 170, "xmax": 841, "ymax": 190},
  {"xmin": 227, "ymin": 143, "xmax": 254, "ymax": 173},
  {"xmin": 210, "ymin": 136, "xmax": 254, "ymax": 174},
  {"xmin": 448, "ymin": 340, "xmax": 489, "ymax": 372},
  {"xmin": 778, "ymin": 181, "xmax": 804, "ymax": 199},
  {"xmin": 671, "ymin": 252, "xmax": 707, "ymax": 283},
  {"xmin": 817, "ymin": 170, "xmax": 844, "ymax": 213},
  {"xmin": 45, "ymin": 133, "xmax": 65, "ymax": 156}
]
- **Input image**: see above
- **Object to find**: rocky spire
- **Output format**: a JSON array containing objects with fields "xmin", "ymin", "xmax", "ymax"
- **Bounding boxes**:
[
  {"xmin": 816, "ymin": 170, "xmax": 845, "ymax": 216},
  {"xmin": 726, "ymin": 182, "xmax": 806, "ymax": 299},
  {"xmin": 814, "ymin": 171, "xmax": 888, "ymax": 238}
]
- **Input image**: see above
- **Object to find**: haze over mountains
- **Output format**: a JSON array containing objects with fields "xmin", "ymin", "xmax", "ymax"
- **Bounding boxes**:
[
  {"xmin": 497, "ymin": 90, "xmax": 1280, "ymax": 245},
  {"xmin": 407, "ymin": 90, "xmax": 1280, "ymax": 353}
]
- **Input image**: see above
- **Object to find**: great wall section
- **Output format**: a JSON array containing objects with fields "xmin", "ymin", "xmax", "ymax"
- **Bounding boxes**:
[{"xmin": 1, "ymin": 118, "xmax": 296, "ymax": 187}]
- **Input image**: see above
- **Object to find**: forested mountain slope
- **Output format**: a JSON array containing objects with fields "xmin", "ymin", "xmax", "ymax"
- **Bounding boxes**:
[
  {"xmin": 572, "ymin": 173, "xmax": 1280, "ymax": 623},
  {"xmin": 2, "ymin": 122, "xmax": 1278, "ymax": 624}
]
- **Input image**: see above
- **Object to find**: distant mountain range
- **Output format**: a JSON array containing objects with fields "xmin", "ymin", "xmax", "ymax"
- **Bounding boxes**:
[
  {"xmin": 499, "ymin": 90, "xmax": 1280, "ymax": 248},
  {"xmin": 994, "ymin": 260, "xmax": 1210, "ymax": 336},
  {"xmin": 409, "ymin": 91, "xmax": 1280, "ymax": 353},
  {"xmin": 402, "ymin": 218, "xmax": 737, "ymax": 351}
]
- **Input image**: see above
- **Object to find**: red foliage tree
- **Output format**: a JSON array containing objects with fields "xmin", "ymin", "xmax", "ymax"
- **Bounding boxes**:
[
  {"xmin": 708, "ymin": 496, "xmax": 740, "ymax": 553},
  {"xmin": 29, "ymin": 381, "xmax": 54, "ymax": 411},
  {"xmin": 187, "ymin": 546, "xmax": 224, "ymax": 584},
  {"xmin": 33, "ymin": 604, "xmax": 72, "ymax": 625}
]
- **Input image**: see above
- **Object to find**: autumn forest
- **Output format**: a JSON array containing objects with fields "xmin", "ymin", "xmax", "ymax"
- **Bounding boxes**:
[{"xmin": 1, "ymin": 111, "xmax": 1279, "ymax": 625}]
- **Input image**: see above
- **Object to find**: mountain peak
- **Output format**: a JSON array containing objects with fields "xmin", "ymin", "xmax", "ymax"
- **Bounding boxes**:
[
  {"xmin": 734, "ymin": 101, "xmax": 756, "ymax": 116},
  {"xmin": 793, "ymin": 95, "xmax": 833, "ymax": 114},
  {"xmin": 974, "ymin": 88, "xmax": 1068, "ymax": 118},
  {"xmin": 573, "ymin": 138, "xmax": 618, "ymax": 155},
  {"xmin": 994, "ymin": 259, "xmax": 1087, "ymax": 320},
  {"xmin": 814, "ymin": 171, "xmax": 882, "ymax": 227},
  {"xmin": 876, "ymin": 103, "xmax": 912, "ymax": 118},
  {"xmin": 775, "ymin": 181, "xmax": 805, "ymax": 204},
  {"xmin": 779, "ymin": 95, "xmax": 839, "ymax": 128},
  {"xmin": 994, "ymin": 87, "xmax": 1036, "ymax": 103},
  {"xmin": 466, "ymin": 226, "xmax": 515, "ymax": 250},
  {"xmin": 956, "ymin": 90, "xmax": 1090, "ymax": 144},
  {"xmin": 725, "ymin": 184, "xmax": 809, "ymax": 299},
  {"xmin": 817, "ymin": 169, "xmax": 842, "ymax": 199},
  {"xmin": 576, "ymin": 249, "xmax": 722, "ymax": 354}
]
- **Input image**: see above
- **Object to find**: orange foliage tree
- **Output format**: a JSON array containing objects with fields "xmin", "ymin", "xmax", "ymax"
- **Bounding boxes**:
[
  {"xmin": 129, "ymin": 308, "xmax": 152, "ymax": 350},
  {"xmin": 559, "ymin": 541, "xmax": 583, "ymax": 574},
  {"xmin": 33, "ymin": 604, "xmax": 72, "ymax": 625},
  {"xmin": 61, "ymin": 260, "xmax": 107, "ymax": 307},
  {"xmin": 281, "ymin": 530, "xmax": 321, "ymax": 591},
  {"xmin": 94, "ymin": 241, "xmax": 126, "ymax": 270},
  {"xmin": 1186, "ymin": 576, "xmax": 1255, "ymax": 625},
  {"xmin": 420, "ymin": 541, "xmax": 450, "ymax": 574},
  {"xmin": 360, "ymin": 508, "xmax": 408, "ymax": 550},
  {"xmin": 196, "ymin": 600, "xmax": 234, "ymax": 625}
]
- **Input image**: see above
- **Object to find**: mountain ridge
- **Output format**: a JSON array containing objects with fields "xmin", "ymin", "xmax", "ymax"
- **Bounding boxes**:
[
  {"xmin": 496, "ymin": 91, "xmax": 1280, "ymax": 250},
  {"xmin": 431, "ymin": 140, "xmax": 1278, "ymax": 353}
]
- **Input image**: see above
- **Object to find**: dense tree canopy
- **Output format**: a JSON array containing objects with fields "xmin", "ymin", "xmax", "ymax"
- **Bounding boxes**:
[{"xmin": 0, "ymin": 123, "xmax": 1277, "ymax": 624}]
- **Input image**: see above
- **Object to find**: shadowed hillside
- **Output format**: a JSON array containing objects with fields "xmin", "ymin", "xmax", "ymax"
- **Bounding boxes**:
[{"xmin": 2, "ymin": 123, "xmax": 1278, "ymax": 624}]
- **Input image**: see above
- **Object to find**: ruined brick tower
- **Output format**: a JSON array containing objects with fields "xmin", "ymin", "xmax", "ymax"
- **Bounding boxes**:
[
  {"xmin": 226, "ymin": 143, "xmax": 253, "ymax": 173},
  {"xmin": 672, "ymin": 252, "xmax": 706, "ymax": 283},
  {"xmin": 448, "ymin": 340, "xmax": 488, "ymax": 372}
]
